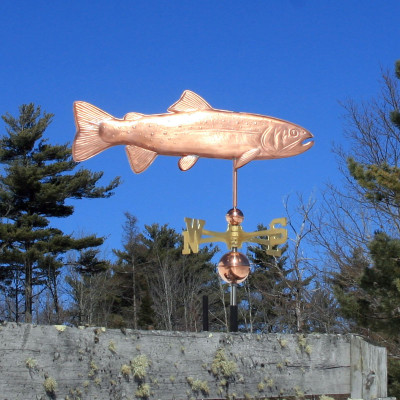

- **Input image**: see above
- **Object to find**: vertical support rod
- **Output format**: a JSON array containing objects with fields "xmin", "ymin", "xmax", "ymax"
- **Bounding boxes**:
[
  {"xmin": 230, "ymin": 305, "xmax": 238, "ymax": 332},
  {"xmin": 233, "ymin": 161, "xmax": 238, "ymax": 209},
  {"xmin": 229, "ymin": 284, "xmax": 238, "ymax": 332},
  {"xmin": 230, "ymin": 161, "xmax": 239, "ymax": 333},
  {"xmin": 230, "ymin": 284, "xmax": 237, "ymax": 306},
  {"xmin": 202, "ymin": 295, "xmax": 209, "ymax": 331}
]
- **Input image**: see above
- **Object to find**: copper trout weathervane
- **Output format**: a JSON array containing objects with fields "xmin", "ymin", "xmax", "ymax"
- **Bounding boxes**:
[{"xmin": 72, "ymin": 90, "xmax": 314, "ymax": 329}]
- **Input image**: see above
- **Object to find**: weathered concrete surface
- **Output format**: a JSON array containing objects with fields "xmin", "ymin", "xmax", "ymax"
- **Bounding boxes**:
[
  {"xmin": 351, "ymin": 335, "xmax": 387, "ymax": 399},
  {"xmin": 0, "ymin": 322, "xmax": 387, "ymax": 400}
]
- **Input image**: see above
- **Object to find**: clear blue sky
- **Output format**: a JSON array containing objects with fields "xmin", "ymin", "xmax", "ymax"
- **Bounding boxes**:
[{"xmin": 1, "ymin": 1, "xmax": 399, "ymax": 256}]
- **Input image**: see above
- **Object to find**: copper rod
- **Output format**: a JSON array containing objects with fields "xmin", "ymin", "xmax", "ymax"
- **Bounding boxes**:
[{"xmin": 233, "ymin": 161, "xmax": 237, "ymax": 209}]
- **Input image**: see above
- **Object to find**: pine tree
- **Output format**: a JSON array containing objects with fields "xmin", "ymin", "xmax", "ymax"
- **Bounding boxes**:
[
  {"xmin": 332, "ymin": 60, "xmax": 400, "ymax": 397},
  {"xmin": 65, "ymin": 250, "xmax": 113, "ymax": 327},
  {"xmin": 247, "ymin": 240, "xmax": 315, "ymax": 333},
  {"xmin": 333, "ymin": 234, "xmax": 400, "ymax": 398},
  {"xmin": 103, "ymin": 217, "xmax": 218, "ymax": 331},
  {"xmin": 339, "ymin": 61, "xmax": 400, "ymax": 334},
  {"xmin": 390, "ymin": 60, "xmax": 400, "ymax": 130},
  {"xmin": 331, "ymin": 247, "xmax": 371, "ymax": 330},
  {"xmin": 0, "ymin": 103, "xmax": 120, "ymax": 323},
  {"xmin": 246, "ymin": 237, "xmax": 290, "ymax": 332},
  {"xmin": 358, "ymin": 232, "xmax": 400, "ymax": 334},
  {"xmin": 111, "ymin": 212, "xmax": 151, "ymax": 329},
  {"xmin": 347, "ymin": 60, "xmax": 400, "ymax": 214}
]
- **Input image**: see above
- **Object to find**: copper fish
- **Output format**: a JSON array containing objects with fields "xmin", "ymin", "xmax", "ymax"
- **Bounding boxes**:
[{"xmin": 72, "ymin": 90, "xmax": 313, "ymax": 173}]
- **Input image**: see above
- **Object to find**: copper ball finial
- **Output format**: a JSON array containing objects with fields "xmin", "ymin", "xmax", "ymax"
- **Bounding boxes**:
[
  {"xmin": 225, "ymin": 208, "xmax": 244, "ymax": 225},
  {"xmin": 218, "ymin": 251, "xmax": 250, "ymax": 284}
]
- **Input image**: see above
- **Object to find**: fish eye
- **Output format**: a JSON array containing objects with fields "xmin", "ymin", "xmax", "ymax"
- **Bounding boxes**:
[{"xmin": 290, "ymin": 129, "xmax": 299, "ymax": 137}]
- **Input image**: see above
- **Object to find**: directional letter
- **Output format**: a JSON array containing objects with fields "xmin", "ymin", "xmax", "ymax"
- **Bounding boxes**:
[{"xmin": 182, "ymin": 218, "xmax": 206, "ymax": 254}]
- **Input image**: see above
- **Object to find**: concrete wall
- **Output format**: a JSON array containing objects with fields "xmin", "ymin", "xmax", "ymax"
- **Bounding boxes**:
[{"xmin": 0, "ymin": 322, "xmax": 387, "ymax": 400}]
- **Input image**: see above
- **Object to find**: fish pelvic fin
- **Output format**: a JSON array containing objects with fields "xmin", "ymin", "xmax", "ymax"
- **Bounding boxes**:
[
  {"xmin": 178, "ymin": 155, "xmax": 199, "ymax": 171},
  {"xmin": 168, "ymin": 90, "xmax": 213, "ymax": 113},
  {"xmin": 125, "ymin": 145, "xmax": 158, "ymax": 174},
  {"xmin": 72, "ymin": 101, "xmax": 114, "ymax": 162}
]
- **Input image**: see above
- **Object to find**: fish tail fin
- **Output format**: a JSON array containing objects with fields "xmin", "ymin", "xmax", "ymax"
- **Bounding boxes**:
[{"xmin": 72, "ymin": 101, "xmax": 114, "ymax": 161}]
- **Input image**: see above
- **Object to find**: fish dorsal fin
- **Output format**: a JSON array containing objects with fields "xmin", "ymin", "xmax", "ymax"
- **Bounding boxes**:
[
  {"xmin": 125, "ymin": 145, "xmax": 158, "ymax": 174},
  {"xmin": 178, "ymin": 155, "xmax": 199, "ymax": 171},
  {"xmin": 124, "ymin": 112, "xmax": 144, "ymax": 120},
  {"xmin": 234, "ymin": 148, "xmax": 261, "ymax": 169},
  {"xmin": 168, "ymin": 90, "xmax": 213, "ymax": 113}
]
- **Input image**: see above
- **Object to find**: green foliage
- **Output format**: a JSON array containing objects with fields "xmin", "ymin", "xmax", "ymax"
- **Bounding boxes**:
[
  {"xmin": 335, "ymin": 232, "xmax": 400, "ymax": 335},
  {"xmin": 391, "ymin": 62, "xmax": 400, "ymax": 130},
  {"xmin": 110, "ymin": 212, "xmax": 154, "ymax": 329},
  {"xmin": 246, "ymin": 236, "xmax": 290, "ymax": 332},
  {"xmin": 388, "ymin": 358, "xmax": 400, "ymax": 398},
  {"xmin": 74, "ymin": 249, "xmax": 110, "ymax": 276},
  {"xmin": 331, "ymin": 247, "xmax": 369, "ymax": 325},
  {"xmin": 336, "ymin": 60, "xmax": 400, "ymax": 396},
  {"xmin": 109, "ymin": 217, "xmax": 218, "ymax": 331},
  {"xmin": 334, "ymin": 235, "xmax": 400, "ymax": 398},
  {"xmin": 247, "ymin": 233, "xmax": 315, "ymax": 333},
  {"xmin": 0, "ymin": 103, "xmax": 120, "ymax": 322},
  {"xmin": 347, "ymin": 60, "xmax": 400, "ymax": 209},
  {"xmin": 347, "ymin": 158, "xmax": 400, "ymax": 207},
  {"xmin": 359, "ymin": 232, "xmax": 400, "ymax": 334}
]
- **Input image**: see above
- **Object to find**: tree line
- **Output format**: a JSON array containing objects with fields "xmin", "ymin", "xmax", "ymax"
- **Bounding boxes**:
[{"xmin": 1, "ymin": 61, "xmax": 400, "ymax": 395}]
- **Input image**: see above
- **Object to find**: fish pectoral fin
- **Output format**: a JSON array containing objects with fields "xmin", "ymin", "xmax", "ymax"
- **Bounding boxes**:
[
  {"xmin": 125, "ymin": 145, "xmax": 158, "ymax": 174},
  {"xmin": 178, "ymin": 155, "xmax": 199, "ymax": 171},
  {"xmin": 168, "ymin": 90, "xmax": 213, "ymax": 113},
  {"xmin": 124, "ymin": 112, "xmax": 144, "ymax": 121},
  {"xmin": 235, "ymin": 148, "xmax": 261, "ymax": 169}
]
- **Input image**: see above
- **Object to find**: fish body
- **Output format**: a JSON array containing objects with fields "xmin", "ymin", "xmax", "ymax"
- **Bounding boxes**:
[{"xmin": 73, "ymin": 90, "xmax": 313, "ymax": 173}]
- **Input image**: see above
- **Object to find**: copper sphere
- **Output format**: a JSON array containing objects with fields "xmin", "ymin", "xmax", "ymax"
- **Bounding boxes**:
[
  {"xmin": 225, "ymin": 208, "xmax": 244, "ymax": 225},
  {"xmin": 218, "ymin": 251, "xmax": 250, "ymax": 284}
]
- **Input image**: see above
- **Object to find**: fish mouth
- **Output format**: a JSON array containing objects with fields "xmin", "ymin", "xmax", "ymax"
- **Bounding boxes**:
[
  {"xmin": 301, "ymin": 138, "xmax": 314, "ymax": 148},
  {"xmin": 301, "ymin": 132, "xmax": 314, "ymax": 149}
]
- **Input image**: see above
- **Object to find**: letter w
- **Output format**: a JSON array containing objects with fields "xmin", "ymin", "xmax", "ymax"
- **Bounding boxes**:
[{"xmin": 182, "ymin": 218, "xmax": 206, "ymax": 254}]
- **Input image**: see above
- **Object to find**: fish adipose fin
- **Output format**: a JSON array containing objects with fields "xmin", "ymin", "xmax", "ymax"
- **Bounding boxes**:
[
  {"xmin": 235, "ymin": 148, "xmax": 261, "ymax": 169},
  {"xmin": 126, "ymin": 145, "xmax": 158, "ymax": 174},
  {"xmin": 72, "ymin": 101, "xmax": 115, "ymax": 162},
  {"xmin": 124, "ymin": 112, "xmax": 144, "ymax": 120},
  {"xmin": 178, "ymin": 155, "xmax": 199, "ymax": 171},
  {"xmin": 168, "ymin": 90, "xmax": 213, "ymax": 113}
]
